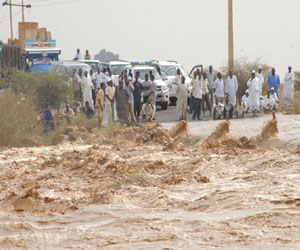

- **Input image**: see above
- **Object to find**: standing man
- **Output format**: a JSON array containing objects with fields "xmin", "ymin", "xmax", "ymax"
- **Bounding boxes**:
[
  {"xmin": 81, "ymin": 71, "xmax": 94, "ymax": 111},
  {"xmin": 214, "ymin": 72, "xmax": 225, "ymax": 104},
  {"xmin": 176, "ymin": 76, "xmax": 188, "ymax": 120},
  {"xmin": 96, "ymin": 83, "xmax": 105, "ymax": 128},
  {"xmin": 149, "ymin": 74, "xmax": 158, "ymax": 119},
  {"xmin": 268, "ymin": 68, "xmax": 280, "ymax": 97},
  {"xmin": 192, "ymin": 73, "xmax": 203, "ymax": 120},
  {"xmin": 105, "ymin": 81, "xmax": 115, "ymax": 124},
  {"xmin": 142, "ymin": 73, "xmax": 151, "ymax": 103},
  {"xmin": 202, "ymin": 73, "xmax": 212, "ymax": 116},
  {"xmin": 125, "ymin": 77, "xmax": 136, "ymax": 126},
  {"xmin": 257, "ymin": 66, "xmax": 264, "ymax": 96},
  {"xmin": 207, "ymin": 65, "xmax": 216, "ymax": 106},
  {"xmin": 282, "ymin": 66, "xmax": 295, "ymax": 108},
  {"xmin": 74, "ymin": 49, "xmax": 83, "ymax": 60},
  {"xmin": 225, "ymin": 70, "xmax": 238, "ymax": 106},
  {"xmin": 95, "ymin": 67, "xmax": 108, "ymax": 91},
  {"xmin": 42, "ymin": 105, "xmax": 56, "ymax": 134},
  {"xmin": 247, "ymin": 71, "xmax": 261, "ymax": 116},
  {"xmin": 84, "ymin": 50, "xmax": 91, "ymax": 60},
  {"xmin": 114, "ymin": 81, "xmax": 128, "ymax": 124},
  {"xmin": 133, "ymin": 72, "xmax": 143, "ymax": 122}
]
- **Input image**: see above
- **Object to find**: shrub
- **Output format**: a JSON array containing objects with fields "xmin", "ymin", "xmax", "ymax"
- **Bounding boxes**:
[
  {"xmin": 0, "ymin": 92, "xmax": 41, "ymax": 147},
  {"xmin": 10, "ymin": 71, "xmax": 73, "ymax": 109},
  {"xmin": 220, "ymin": 57, "xmax": 271, "ymax": 98}
]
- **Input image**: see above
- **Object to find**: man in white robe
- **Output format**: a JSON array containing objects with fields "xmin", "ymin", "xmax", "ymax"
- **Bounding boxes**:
[
  {"xmin": 282, "ymin": 66, "xmax": 295, "ymax": 107},
  {"xmin": 247, "ymin": 71, "xmax": 261, "ymax": 116},
  {"xmin": 257, "ymin": 66, "xmax": 264, "ymax": 96},
  {"xmin": 225, "ymin": 70, "xmax": 238, "ymax": 106},
  {"xmin": 176, "ymin": 76, "xmax": 188, "ymax": 120},
  {"xmin": 81, "ymin": 71, "xmax": 94, "ymax": 110}
]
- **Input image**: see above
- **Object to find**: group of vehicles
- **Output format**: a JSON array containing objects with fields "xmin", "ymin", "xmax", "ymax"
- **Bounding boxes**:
[
  {"xmin": 0, "ymin": 38, "xmax": 194, "ymax": 109},
  {"xmin": 48, "ymin": 59, "xmax": 193, "ymax": 110}
]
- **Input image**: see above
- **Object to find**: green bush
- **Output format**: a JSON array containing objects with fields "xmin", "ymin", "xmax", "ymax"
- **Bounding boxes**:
[
  {"xmin": 10, "ymin": 71, "xmax": 73, "ymax": 109},
  {"xmin": 0, "ymin": 92, "xmax": 41, "ymax": 147}
]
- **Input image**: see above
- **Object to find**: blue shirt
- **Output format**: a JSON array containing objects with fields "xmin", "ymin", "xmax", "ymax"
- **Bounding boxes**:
[
  {"xmin": 267, "ymin": 74, "xmax": 280, "ymax": 90},
  {"xmin": 43, "ymin": 109, "xmax": 54, "ymax": 121}
]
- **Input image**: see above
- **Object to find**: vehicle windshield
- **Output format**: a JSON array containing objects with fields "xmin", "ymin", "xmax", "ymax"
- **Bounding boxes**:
[
  {"xmin": 137, "ymin": 69, "xmax": 162, "ymax": 81},
  {"xmin": 111, "ymin": 65, "xmax": 128, "ymax": 76},
  {"xmin": 32, "ymin": 57, "xmax": 54, "ymax": 65},
  {"xmin": 165, "ymin": 66, "xmax": 187, "ymax": 77},
  {"xmin": 67, "ymin": 65, "xmax": 90, "ymax": 74},
  {"xmin": 161, "ymin": 65, "xmax": 174, "ymax": 74}
]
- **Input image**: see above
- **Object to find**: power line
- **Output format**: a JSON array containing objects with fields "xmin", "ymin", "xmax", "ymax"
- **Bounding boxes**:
[
  {"xmin": 32, "ymin": 0, "xmax": 81, "ymax": 7},
  {"xmin": 0, "ymin": 9, "xmax": 21, "ymax": 24}
]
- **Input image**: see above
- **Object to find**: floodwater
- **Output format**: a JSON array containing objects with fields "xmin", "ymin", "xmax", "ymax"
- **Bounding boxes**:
[{"xmin": 0, "ymin": 114, "xmax": 300, "ymax": 249}]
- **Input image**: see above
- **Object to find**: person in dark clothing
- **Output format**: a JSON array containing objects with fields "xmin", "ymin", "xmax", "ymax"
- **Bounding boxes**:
[
  {"xmin": 42, "ymin": 105, "xmax": 56, "ymax": 134},
  {"xmin": 133, "ymin": 71, "xmax": 143, "ymax": 122},
  {"xmin": 83, "ymin": 101, "xmax": 94, "ymax": 119},
  {"xmin": 223, "ymin": 94, "xmax": 234, "ymax": 119}
]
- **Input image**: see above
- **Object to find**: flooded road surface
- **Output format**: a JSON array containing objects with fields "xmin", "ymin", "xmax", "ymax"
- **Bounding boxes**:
[{"xmin": 0, "ymin": 115, "xmax": 300, "ymax": 249}]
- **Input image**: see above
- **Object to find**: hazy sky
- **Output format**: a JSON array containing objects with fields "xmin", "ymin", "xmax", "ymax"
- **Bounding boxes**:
[{"xmin": 1, "ymin": 0, "xmax": 300, "ymax": 77}]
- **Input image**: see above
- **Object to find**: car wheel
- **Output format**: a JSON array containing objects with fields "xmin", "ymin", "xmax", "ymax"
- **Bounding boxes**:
[{"xmin": 161, "ymin": 102, "xmax": 168, "ymax": 110}]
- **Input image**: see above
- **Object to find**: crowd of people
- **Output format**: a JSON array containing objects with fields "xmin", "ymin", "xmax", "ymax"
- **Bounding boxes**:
[
  {"xmin": 42, "ymin": 55, "xmax": 296, "ymax": 133},
  {"xmin": 174, "ymin": 65, "xmax": 295, "ymax": 121}
]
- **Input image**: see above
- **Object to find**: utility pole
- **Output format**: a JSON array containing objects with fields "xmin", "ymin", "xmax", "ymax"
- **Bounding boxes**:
[
  {"xmin": 228, "ymin": 0, "xmax": 234, "ymax": 71},
  {"xmin": 9, "ymin": 0, "xmax": 13, "ymax": 40},
  {"xmin": 22, "ymin": 0, "xmax": 25, "ymax": 22},
  {"xmin": 2, "ymin": 0, "xmax": 32, "ymax": 40}
]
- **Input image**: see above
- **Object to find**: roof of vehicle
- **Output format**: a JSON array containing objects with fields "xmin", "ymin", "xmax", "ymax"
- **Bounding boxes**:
[
  {"xmin": 128, "ymin": 65, "xmax": 156, "ymax": 71},
  {"xmin": 51, "ymin": 60, "xmax": 89, "ymax": 66},
  {"xmin": 109, "ymin": 61, "xmax": 130, "ymax": 65},
  {"xmin": 155, "ymin": 60, "xmax": 179, "ymax": 66},
  {"xmin": 78, "ymin": 60, "xmax": 100, "ymax": 63}
]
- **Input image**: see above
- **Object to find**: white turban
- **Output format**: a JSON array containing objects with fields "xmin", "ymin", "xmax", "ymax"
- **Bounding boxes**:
[
  {"xmin": 258, "ymin": 65, "xmax": 262, "ymax": 69},
  {"xmin": 252, "ymin": 70, "xmax": 256, "ymax": 74}
]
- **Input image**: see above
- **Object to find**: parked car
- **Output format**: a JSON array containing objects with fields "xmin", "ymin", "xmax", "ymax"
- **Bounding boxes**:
[
  {"xmin": 151, "ymin": 60, "xmax": 192, "ymax": 105},
  {"xmin": 124, "ymin": 63, "xmax": 169, "ymax": 110},
  {"xmin": 49, "ymin": 61, "xmax": 91, "ymax": 77},
  {"xmin": 106, "ymin": 61, "xmax": 130, "ymax": 86}
]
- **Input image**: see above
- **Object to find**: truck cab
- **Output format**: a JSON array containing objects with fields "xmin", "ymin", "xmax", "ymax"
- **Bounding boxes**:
[{"xmin": 23, "ymin": 40, "xmax": 61, "ymax": 73}]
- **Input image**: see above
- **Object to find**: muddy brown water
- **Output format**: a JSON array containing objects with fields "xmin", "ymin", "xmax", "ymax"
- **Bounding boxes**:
[{"xmin": 1, "ymin": 114, "xmax": 300, "ymax": 249}]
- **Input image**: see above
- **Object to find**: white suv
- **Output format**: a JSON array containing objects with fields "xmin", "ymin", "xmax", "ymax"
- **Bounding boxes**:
[
  {"xmin": 124, "ymin": 64, "xmax": 169, "ymax": 110},
  {"xmin": 106, "ymin": 61, "xmax": 130, "ymax": 86},
  {"xmin": 152, "ymin": 61, "xmax": 192, "ymax": 105}
]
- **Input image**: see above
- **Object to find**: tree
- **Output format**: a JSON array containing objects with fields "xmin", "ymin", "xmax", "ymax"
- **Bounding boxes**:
[{"xmin": 94, "ymin": 49, "xmax": 120, "ymax": 62}]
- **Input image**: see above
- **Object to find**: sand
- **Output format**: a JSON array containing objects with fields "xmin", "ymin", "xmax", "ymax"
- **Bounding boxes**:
[{"xmin": 0, "ymin": 115, "xmax": 300, "ymax": 249}]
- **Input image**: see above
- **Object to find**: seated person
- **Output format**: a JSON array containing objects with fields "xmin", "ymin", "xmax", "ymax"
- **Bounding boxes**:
[
  {"xmin": 235, "ymin": 99, "xmax": 245, "ymax": 118},
  {"xmin": 270, "ymin": 87, "xmax": 279, "ymax": 111},
  {"xmin": 242, "ymin": 90, "xmax": 250, "ymax": 113},
  {"xmin": 223, "ymin": 94, "xmax": 234, "ymax": 119},
  {"xmin": 213, "ymin": 97, "xmax": 224, "ymax": 120},
  {"xmin": 263, "ymin": 90, "xmax": 277, "ymax": 112},
  {"xmin": 83, "ymin": 101, "xmax": 94, "ymax": 119}
]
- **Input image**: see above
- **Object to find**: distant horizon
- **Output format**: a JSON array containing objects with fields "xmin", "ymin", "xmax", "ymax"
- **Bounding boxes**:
[{"xmin": 1, "ymin": 0, "xmax": 299, "ymax": 78}]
